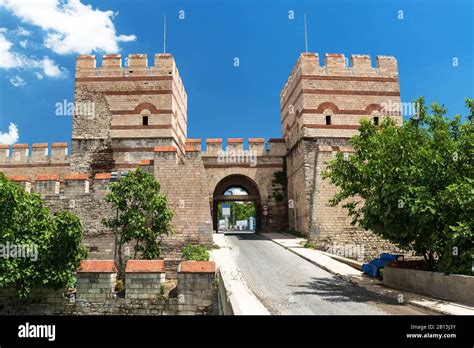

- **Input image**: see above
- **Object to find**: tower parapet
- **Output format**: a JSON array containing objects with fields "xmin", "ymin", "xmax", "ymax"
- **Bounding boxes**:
[
  {"xmin": 280, "ymin": 53, "xmax": 401, "ymax": 148},
  {"xmin": 73, "ymin": 53, "xmax": 188, "ymax": 175}
]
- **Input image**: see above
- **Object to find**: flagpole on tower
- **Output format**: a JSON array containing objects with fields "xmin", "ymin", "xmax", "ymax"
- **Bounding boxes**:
[
  {"xmin": 304, "ymin": 13, "xmax": 308, "ymax": 53},
  {"xmin": 163, "ymin": 14, "xmax": 166, "ymax": 53}
]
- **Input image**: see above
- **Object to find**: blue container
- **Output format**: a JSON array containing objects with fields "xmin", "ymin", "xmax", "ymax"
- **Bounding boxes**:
[
  {"xmin": 362, "ymin": 263, "xmax": 380, "ymax": 277},
  {"xmin": 380, "ymin": 253, "xmax": 402, "ymax": 262},
  {"xmin": 370, "ymin": 258, "xmax": 385, "ymax": 268}
]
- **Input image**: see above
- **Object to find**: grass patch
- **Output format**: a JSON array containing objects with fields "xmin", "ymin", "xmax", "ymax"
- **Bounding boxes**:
[
  {"xmin": 181, "ymin": 244, "xmax": 210, "ymax": 261},
  {"xmin": 303, "ymin": 241, "xmax": 317, "ymax": 249}
]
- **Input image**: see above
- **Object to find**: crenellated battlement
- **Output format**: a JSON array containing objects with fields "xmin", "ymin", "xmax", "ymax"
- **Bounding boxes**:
[
  {"xmin": 0, "ymin": 143, "xmax": 69, "ymax": 165},
  {"xmin": 74, "ymin": 52, "xmax": 187, "ymax": 148},
  {"xmin": 7, "ymin": 172, "xmax": 122, "ymax": 197},
  {"xmin": 151, "ymin": 138, "xmax": 286, "ymax": 157},
  {"xmin": 281, "ymin": 52, "xmax": 398, "ymax": 100},
  {"xmin": 76, "ymin": 53, "xmax": 175, "ymax": 70},
  {"xmin": 75, "ymin": 53, "xmax": 186, "ymax": 101}
]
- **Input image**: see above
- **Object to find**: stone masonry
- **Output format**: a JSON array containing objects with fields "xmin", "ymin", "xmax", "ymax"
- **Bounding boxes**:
[
  {"xmin": 0, "ymin": 51, "xmax": 406, "ymax": 261},
  {"xmin": 0, "ymin": 259, "xmax": 217, "ymax": 315},
  {"xmin": 281, "ymin": 53, "xmax": 403, "ymax": 259}
]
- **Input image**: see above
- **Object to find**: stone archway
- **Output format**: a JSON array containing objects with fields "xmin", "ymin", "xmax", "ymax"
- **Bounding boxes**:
[{"xmin": 212, "ymin": 174, "xmax": 261, "ymax": 233}]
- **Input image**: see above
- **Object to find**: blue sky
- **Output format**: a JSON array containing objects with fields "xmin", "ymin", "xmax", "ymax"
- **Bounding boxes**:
[{"xmin": 0, "ymin": 0, "xmax": 472, "ymax": 146}]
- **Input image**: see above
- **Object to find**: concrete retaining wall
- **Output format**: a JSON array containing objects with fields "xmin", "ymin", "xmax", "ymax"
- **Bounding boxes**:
[{"xmin": 383, "ymin": 267, "xmax": 474, "ymax": 306}]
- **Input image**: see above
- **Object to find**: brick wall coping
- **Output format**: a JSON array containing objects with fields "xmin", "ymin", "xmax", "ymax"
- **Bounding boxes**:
[
  {"xmin": 206, "ymin": 138, "xmax": 222, "ymax": 143},
  {"xmin": 95, "ymin": 173, "xmax": 112, "ymax": 180},
  {"xmin": 248, "ymin": 138, "xmax": 265, "ymax": 143},
  {"xmin": 179, "ymin": 261, "xmax": 216, "ymax": 273},
  {"xmin": 139, "ymin": 159, "xmax": 154, "ymax": 165},
  {"xmin": 125, "ymin": 260, "xmax": 165, "ymax": 273},
  {"xmin": 64, "ymin": 174, "xmax": 89, "ymax": 181},
  {"xmin": 154, "ymin": 146, "xmax": 177, "ymax": 152},
  {"xmin": 227, "ymin": 138, "xmax": 244, "ymax": 143},
  {"xmin": 51, "ymin": 143, "xmax": 68, "ymax": 147},
  {"xmin": 8, "ymin": 175, "xmax": 31, "ymax": 182},
  {"xmin": 0, "ymin": 143, "xmax": 69, "ymax": 149},
  {"xmin": 36, "ymin": 175, "xmax": 60, "ymax": 181},
  {"xmin": 186, "ymin": 139, "xmax": 202, "ymax": 144},
  {"xmin": 77, "ymin": 260, "xmax": 116, "ymax": 273},
  {"xmin": 185, "ymin": 145, "xmax": 200, "ymax": 152}
]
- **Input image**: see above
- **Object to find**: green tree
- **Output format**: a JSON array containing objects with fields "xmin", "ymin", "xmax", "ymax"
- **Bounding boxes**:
[
  {"xmin": 217, "ymin": 201, "xmax": 255, "ymax": 227},
  {"xmin": 0, "ymin": 173, "xmax": 87, "ymax": 298},
  {"xmin": 102, "ymin": 168, "xmax": 173, "ymax": 276},
  {"xmin": 230, "ymin": 202, "xmax": 255, "ymax": 222},
  {"xmin": 323, "ymin": 98, "xmax": 473, "ymax": 274}
]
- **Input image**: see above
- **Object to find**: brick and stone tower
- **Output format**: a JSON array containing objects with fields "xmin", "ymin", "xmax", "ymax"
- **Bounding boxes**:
[
  {"xmin": 280, "ymin": 53, "xmax": 402, "ymax": 258},
  {"xmin": 72, "ymin": 53, "xmax": 187, "ymax": 174}
]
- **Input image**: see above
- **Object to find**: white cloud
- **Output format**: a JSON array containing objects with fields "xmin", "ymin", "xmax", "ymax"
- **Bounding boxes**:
[
  {"xmin": 41, "ymin": 56, "xmax": 66, "ymax": 77},
  {"xmin": 116, "ymin": 34, "xmax": 136, "ymax": 43},
  {"xmin": 0, "ymin": 122, "xmax": 19, "ymax": 145},
  {"xmin": 0, "ymin": 32, "xmax": 23, "ymax": 68},
  {"xmin": 15, "ymin": 26, "xmax": 31, "ymax": 36},
  {"xmin": 9, "ymin": 74, "xmax": 26, "ymax": 87},
  {"xmin": 19, "ymin": 39, "xmax": 27, "ymax": 47},
  {"xmin": 34, "ymin": 72, "xmax": 43, "ymax": 80},
  {"xmin": 0, "ymin": 0, "xmax": 137, "ymax": 55},
  {"xmin": 0, "ymin": 31, "xmax": 67, "ymax": 78}
]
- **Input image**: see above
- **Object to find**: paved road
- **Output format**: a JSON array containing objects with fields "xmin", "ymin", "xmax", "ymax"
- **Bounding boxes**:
[{"xmin": 224, "ymin": 232, "xmax": 435, "ymax": 315}]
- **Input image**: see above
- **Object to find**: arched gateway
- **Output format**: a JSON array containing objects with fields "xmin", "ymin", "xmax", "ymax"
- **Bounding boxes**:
[{"xmin": 212, "ymin": 174, "xmax": 261, "ymax": 232}]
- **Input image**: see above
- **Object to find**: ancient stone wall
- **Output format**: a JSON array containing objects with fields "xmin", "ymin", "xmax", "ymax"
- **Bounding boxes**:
[
  {"xmin": 281, "ymin": 53, "xmax": 402, "ymax": 148},
  {"xmin": 0, "ymin": 143, "xmax": 69, "ymax": 178},
  {"xmin": 0, "ymin": 260, "xmax": 216, "ymax": 315},
  {"xmin": 71, "ymin": 53, "xmax": 188, "ymax": 179},
  {"xmin": 153, "ymin": 145, "xmax": 214, "ymax": 257},
  {"xmin": 310, "ymin": 143, "xmax": 403, "ymax": 260},
  {"xmin": 281, "ymin": 53, "xmax": 404, "ymax": 260},
  {"xmin": 201, "ymin": 138, "xmax": 288, "ymax": 233}
]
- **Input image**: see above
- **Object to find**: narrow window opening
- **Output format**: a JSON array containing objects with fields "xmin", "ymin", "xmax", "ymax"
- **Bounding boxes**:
[
  {"xmin": 325, "ymin": 115, "xmax": 331, "ymax": 125},
  {"xmin": 373, "ymin": 116, "xmax": 379, "ymax": 125},
  {"xmin": 142, "ymin": 116, "xmax": 149, "ymax": 126}
]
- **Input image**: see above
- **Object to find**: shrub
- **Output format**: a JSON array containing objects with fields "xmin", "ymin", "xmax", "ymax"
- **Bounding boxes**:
[{"xmin": 181, "ymin": 244, "xmax": 210, "ymax": 261}]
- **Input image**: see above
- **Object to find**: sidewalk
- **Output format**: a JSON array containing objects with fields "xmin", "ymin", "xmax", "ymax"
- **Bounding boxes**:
[
  {"xmin": 262, "ymin": 232, "xmax": 474, "ymax": 315},
  {"xmin": 210, "ymin": 233, "xmax": 270, "ymax": 315}
]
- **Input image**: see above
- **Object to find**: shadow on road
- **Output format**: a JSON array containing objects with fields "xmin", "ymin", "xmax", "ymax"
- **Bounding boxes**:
[
  {"xmin": 223, "ymin": 232, "xmax": 265, "ymax": 240},
  {"xmin": 291, "ymin": 277, "xmax": 400, "ymax": 305}
]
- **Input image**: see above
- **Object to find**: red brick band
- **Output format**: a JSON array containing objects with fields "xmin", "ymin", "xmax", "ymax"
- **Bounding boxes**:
[
  {"xmin": 103, "ymin": 90, "xmax": 172, "ymax": 95},
  {"xmin": 111, "ymin": 147, "xmax": 155, "ymax": 153},
  {"xmin": 204, "ymin": 163, "xmax": 283, "ymax": 169},
  {"xmin": 110, "ymin": 125, "xmax": 172, "ymax": 130},
  {"xmin": 303, "ymin": 124, "xmax": 360, "ymax": 129},
  {"xmin": 281, "ymin": 74, "xmax": 399, "ymax": 111},
  {"xmin": 0, "ymin": 163, "xmax": 69, "ymax": 168},
  {"xmin": 111, "ymin": 109, "xmax": 173, "ymax": 115},
  {"xmin": 76, "ymin": 76, "xmax": 173, "ymax": 82}
]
